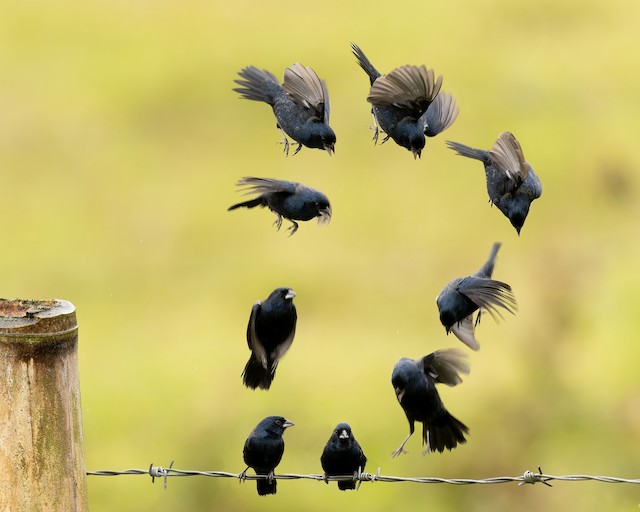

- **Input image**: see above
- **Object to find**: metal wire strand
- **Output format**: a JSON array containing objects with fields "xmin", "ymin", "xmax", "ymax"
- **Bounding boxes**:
[{"xmin": 86, "ymin": 464, "xmax": 640, "ymax": 490}]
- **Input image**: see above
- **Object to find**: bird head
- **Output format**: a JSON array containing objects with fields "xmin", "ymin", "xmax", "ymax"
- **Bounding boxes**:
[
  {"xmin": 315, "ymin": 199, "xmax": 332, "ymax": 226},
  {"xmin": 334, "ymin": 423, "xmax": 353, "ymax": 442},
  {"xmin": 506, "ymin": 196, "xmax": 531, "ymax": 235},
  {"xmin": 396, "ymin": 118, "xmax": 425, "ymax": 158}
]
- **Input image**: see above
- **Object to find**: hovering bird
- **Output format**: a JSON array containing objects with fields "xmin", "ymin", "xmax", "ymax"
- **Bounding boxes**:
[
  {"xmin": 436, "ymin": 242, "xmax": 517, "ymax": 350},
  {"xmin": 240, "ymin": 416, "xmax": 294, "ymax": 495},
  {"xmin": 320, "ymin": 423, "xmax": 367, "ymax": 491},
  {"xmin": 234, "ymin": 63, "xmax": 336, "ymax": 156},
  {"xmin": 351, "ymin": 43, "xmax": 458, "ymax": 159},
  {"xmin": 446, "ymin": 132, "xmax": 542, "ymax": 234},
  {"xmin": 391, "ymin": 349, "xmax": 469, "ymax": 457},
  {"xmin": 241, "ymin": 287, "xmax": 297, "ymax": 390},
  {"xmin": 228, "ymin": 177, "xmax": 331, "ymax": 236}
]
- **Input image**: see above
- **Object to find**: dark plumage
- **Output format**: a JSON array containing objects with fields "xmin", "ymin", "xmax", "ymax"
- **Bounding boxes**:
[
  {"xmin": 446, "ymin": 132, "xmax": 542, "ymax": 234},
  {"xmin": 351, "ymin": 43, "xmax": 458, "ymax": 159},
  {"xmin": 436, "ymin": 242, "xmax": 517, "ymax": 350},
  {"xmin": 228, "ymin": 177, "xmax": 331, "ymax": 235},
  {"xmin": 241, "ymin": 287, "xmax": 297, "ymax": 390},
  {"xmin": 320, "ymin": 423, "xmax": 367, "ymax": 491},
  {"xmin": 233, "ymin": 63, "xmax": 336, "ymax": 156},
  {"xmin": 241, "ymin": 416, "xmax": 294, "ymax": 496},
  {"xmin": 391, "ymin": 349, "xmax": 469, "ymax": 457}
]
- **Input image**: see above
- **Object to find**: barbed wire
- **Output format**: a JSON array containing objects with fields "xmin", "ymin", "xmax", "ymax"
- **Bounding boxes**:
[{"xmin": 86, "ymin": 464, "xmax": 640, "ymax": 490}]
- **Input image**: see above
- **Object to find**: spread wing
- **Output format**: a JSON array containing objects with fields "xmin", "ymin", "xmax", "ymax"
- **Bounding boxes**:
[
  {"xmin": 488, "ymin": 132, "xmax": 529, "ymax": 189},
  {"xmin": 367, "ymin": 65, "xmax": 442, "ymax": 116},
  {"xmin": 421, "ymin": 348, "xmax": 470, "ymax": 385},
  {"xmin": 283, "ymin": 63, "xmax": 330, "ymax": 123},
  {"xmin": 235, "ymin": 177, "xmax": 297, "ymax": 196},
  {"xmin": 458, "ymin": 276, "xmax": 518, "ymax": 322},
  {"xmin": 420, "ymin": 91, "xmax": 459, "ymax": 137}
]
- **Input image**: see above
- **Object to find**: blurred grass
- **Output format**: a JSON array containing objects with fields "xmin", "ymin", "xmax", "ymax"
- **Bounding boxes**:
[{"xmin": 1, "ymin": 0, "xmax": 640, "ymax": 510}]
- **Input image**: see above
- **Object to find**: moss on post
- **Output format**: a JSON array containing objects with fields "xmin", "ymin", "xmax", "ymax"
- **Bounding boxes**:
[{"xmin": 0, "ymin": 299, "xmax": 88, "ymax": 511}]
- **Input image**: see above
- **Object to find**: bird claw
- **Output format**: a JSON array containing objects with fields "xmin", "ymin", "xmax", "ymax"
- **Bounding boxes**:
[
  {"xmin": 239, "ymin": 467, "xmax": 249, "ymax": 483},
  {"xmin": 277, "ymin": 138, "xmax": 290, "ymax": 156},
  {"xmin": 273, "ymin": 214, "xmax": 283, "ymax": 231},
  {"xmin": 286, "ymin": 221, "xmax": 299, "ymax": 236},
  {"xmin": 323, "ymin": 473, "xmax": 329, "ymax": 485},
  {"xmin": 391, "ymin": 446, "xmax": 407, "ymax": 458},
  {"xmin": 292, "ymin": 143, "xmax": 302, "ymax": 156},
  {"xmin": 267, "ymin": 470, "xmax": 275, "ymax": 483},
  {"xmin": 380, "ymin": 134, "xmax": 391, "ymax": 145}
]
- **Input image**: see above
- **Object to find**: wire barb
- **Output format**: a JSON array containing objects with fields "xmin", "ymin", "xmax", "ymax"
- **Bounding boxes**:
[
  {"xmin": 149, "ymin": 460, "xmax": 174, "ymax": 489},
  {"xmin": 519, "ymin": 466, "xmax": 553, "ymax": 487}
]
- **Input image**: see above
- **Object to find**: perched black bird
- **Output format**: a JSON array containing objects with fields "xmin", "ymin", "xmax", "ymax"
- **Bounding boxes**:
[
  {"xmin": 351, "ymin": 43, "xmax": 458, "ymax": 159},
  {"xmin": 320, "ymin": 423, "xmax": 367, "ymax": 491},
  {"xmin": 391, "ymin": 349, "xmax": 469, "ymax": 457},
  {"xmin": 446, "ymin": 132, "xmax": 542, "ymax": 234},
  {"xmin": 233, "ymin": 63, "xmax": 336, "ymax": 156},
  {"xmin": 240, "ymin": 416, "xmax": 294, "ymax": 496},
  {"xmin": 436, "ymin": 242, "xmax": 517, "ymax": 350},
  {"xmin": 241, "ymin": 287, "xmax": 297, "ymax": 390},
  {"xmin": 228, "ymin": 177, "xmax": 331, "ymax": 235}
]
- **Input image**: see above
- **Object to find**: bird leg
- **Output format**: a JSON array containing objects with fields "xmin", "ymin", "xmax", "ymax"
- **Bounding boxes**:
[
  {"xmin": 380, "ymin": 134, "xmax": 391, "ymax": 144},
  {"xmin": 272, "ymin": 213, "xmax": 283, "ymax": 231},
  {"xmin": 323, "ymin": 472, "xmax": 329, "ymax": 484},
  {"xmin": 292, "ymin": 142, "xmax": 303, "ymax": 156},
  {"xmin": 239, "ymin": 466, "xmax": 250, "ymax": 483},
  {"xmin": 391, "ymin": 432, "xmax": 413, "ymax": 458},
  {"xmin": 276, "ymin": 126, "xmax": 291, "ymax": 156},
  {"xmin": 286, "ymin": 220, "xmax": 299, "ymax": 236},
  {"xmin": 370, "ymin": 110, "xmax": 381, "ymax": 145}
]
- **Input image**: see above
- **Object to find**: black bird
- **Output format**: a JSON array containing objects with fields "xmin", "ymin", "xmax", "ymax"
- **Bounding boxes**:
[
  {"xmin": 436, "ymin": 242, "xmax": 517, "ymax": 350},
  {"xmin": 240, "ymin": 415, "xmax": 294, "ymax": 496},
  {"xmin": 234, "ymin": 63, "xmax": 336, "ymax": 156},
  {"xmin": 228, "ymin": 177, "xmax": 331, "ymax": 235},
  {"xmin": 241, "ymin": 287, "xmax": 297, "ymax": 390},
  {"xmin": 351, "ymin": 43, "xmax": 458, "ymax": 159},
  {"xmin": 446, "ymin": 132, "xmax": 542, "ymax": 234},
  {"xmin": 320, "ymin": 423, "xmax": 367, "ymax": 491},
  {"xmin": 391, "ymin": 349, "xmax": 469, "ymax": 457}
]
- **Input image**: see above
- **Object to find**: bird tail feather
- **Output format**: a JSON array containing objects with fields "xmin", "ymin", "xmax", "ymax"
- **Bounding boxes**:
[
  {"xmin": 257, "ymin": 478, "xmax": 277, "ymax": 495},
  {"xmin": 425, "ymin": 411, "xmax": 469, "ymax": 453},
  {"xmin": 446, "ymin": 140, "xmax": 490, "ymax": 163},
  {"xmin": 476, "ymin": 242, "xmax": 501, "ymax": 278},
  {"xmin": 351, "ymin": 44, "xmax": 381, "ymax": 84},
  {"xmin": 242, "ymin": 356, "xmax": 274, "ymax": 390},
  {"xmin": 338, "ymin": 480, "xmax": 357, "ymax": 491},
  {"xmin": 233, "ymin": 66, "xmax": 281, "ymax": 105},
  {"xmin": 227, "ymin": 197, "xmax": 265, "ymax": 211}
]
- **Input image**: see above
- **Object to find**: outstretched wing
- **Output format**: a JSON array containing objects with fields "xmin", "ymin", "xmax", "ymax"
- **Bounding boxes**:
[
  {"xmin": 283, "ymin": 63, "xmax": 330, "ymax": 123},
  {"xmin": 235, "ymin": 177, "xmax": 297, "ymax": 197},
  {"xmin": 458, "ymin": 276, "xmax": 518, "ymax": 321},
  {"xmin": 420, "ymin": 91, "xmax": 459, "ymax": 137},
  {"xmin": 368, "ymin": 65, "xmax": 442, "ymax": 116},
  {"xmin": 488, "ymin": 132, "xmax": 529, "ymax": 191},
  {"xmin": 421, "ymin": 348, "xmax": 470, "ymax": 385}
]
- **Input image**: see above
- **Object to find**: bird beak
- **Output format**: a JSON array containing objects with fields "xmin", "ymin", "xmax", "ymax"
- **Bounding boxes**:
[
  {"xmin": 324, "ymin": 143, "xmax": 335, "ymax": 156},
  {"xmin": 339, "ymin": 429, "xmax": 349, "ymax": 439},
  {"xmin": 317, "ymin": 206, "xmax": 332, "ymax": 225},
  {"xmin": 285, "ymin": 289, "xmax": 296, "ymax": 300},
  {"xmin": 395, "ymin": 387, "xmax": 405, "ymax": 402},
  {"xmin": 283, "ymin": 420, "xmax": 294, "ymax": 429},
  {"xmin": 412, "ymin": 149, "xmax": 421, "ymax": 160}
]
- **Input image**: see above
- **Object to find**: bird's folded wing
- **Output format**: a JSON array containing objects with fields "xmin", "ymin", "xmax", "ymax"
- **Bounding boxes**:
[
  {"xmin": 488, "ymin": 131, "xmax": 529, "ymax": 188},
  {"xmin": 422, "ymin": 348, "xmax": 471, "ymax": 384},
  {"xmin": 367, "ymin": 65, "xmax": 442, "ymax": 113},
  {"xmin": 420, "ymin": 91, "xmax": 459, "ymax": 137},
  {"xmin": 236, "ymin": 177, "xmax": 296, "ymax": 196},
  {"xmin": 247, "ymin": 303, "xmax": 267, "ymax": 367},
  {"xmin": 283, "ymin": 63, "xmax": 330, "ymax": 122},
  {"xmin": 458, "ymin": 277, "xmax": 518, "ymax": 321}
]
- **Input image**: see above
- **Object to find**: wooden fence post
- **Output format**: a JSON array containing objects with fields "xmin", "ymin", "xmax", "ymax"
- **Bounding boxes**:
[{"xmin": 0, "ymin": 298, "xmax": 88, "ymax": 511}]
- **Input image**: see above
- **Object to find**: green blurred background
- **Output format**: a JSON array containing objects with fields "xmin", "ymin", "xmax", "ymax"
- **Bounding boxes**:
[{"xmin": 2, "ymin": 0, "xmax": 640, "ymax": 510}]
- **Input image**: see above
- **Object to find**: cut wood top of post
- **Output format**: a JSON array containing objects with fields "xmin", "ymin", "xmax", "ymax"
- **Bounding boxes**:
[{"xmin": 0, "ymin": 298, "xmax": 77, "ymax": 340}]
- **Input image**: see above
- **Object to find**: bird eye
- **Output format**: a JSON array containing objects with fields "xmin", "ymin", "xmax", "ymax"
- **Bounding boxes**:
[{"xmin": 275, "ymin": 419, "xmax": 282, "ymax": 426}]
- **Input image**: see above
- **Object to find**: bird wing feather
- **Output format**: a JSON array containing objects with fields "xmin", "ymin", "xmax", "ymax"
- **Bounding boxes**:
[
  {"xmin": 420, "ymin": 91, "xmax": 459, "ymax": 137},
  {"xmin": 488, "ymin": 132, "xmax": 529, "ymax": 185},
  {"xmin": 458, "ymin": 277, "xmax": 518, "ymax": 321},
  {"xmin": 236, "ymin": 177, "xmax": 297, "ymax": 196},
  {"xmin": 450, "ymin": 316, "xmax": 480, "ymax": 351},
  {"xmin": 421, "ymin": 348, "xmax": 471, "ymax": 384},
  {"xmin": 247, "ymin": 302, "xmax": 268, "ymax": 368},
  {"xmin": 283, "ymin": 63, "xmax": 329, "ymax": 122},
  {"xmin": 367, "ymin": 65, "xmax": 442, "ymax": 113}
]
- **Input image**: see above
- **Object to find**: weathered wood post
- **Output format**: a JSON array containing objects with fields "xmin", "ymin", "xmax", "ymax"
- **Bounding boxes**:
[{"xmin": 0, "ymin": 299, "xmax": 88, "ymax": 511}]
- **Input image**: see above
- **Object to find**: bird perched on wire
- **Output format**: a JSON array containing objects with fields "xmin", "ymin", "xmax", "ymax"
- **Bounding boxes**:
[
  {"xmin": 351, "ymin": 43, "xmax": 458, "ymax": 159},
  {"xmin": 228, "ymin": 177, "xmax": 331, "ymax": 236},
  {"xmin": 446, "ymin": 132, "xmax": 542, "ymax": 234},
  {"xmin": 391, "ymin": 349, "xmax": 469, "ymax": 457},
  {"xmin": 241, "ymin": 287, "xmax": 297, "ymax": 390},
  {"xmin": 320, "ymin": 423, "xmax": 368, "ymax": 491},
  {"xmin": 240, "ymin": 416, "xmax": 294, "ymax": 495},
  {"xmin": 436, "ymin": 242, "xmax": 517, "ymax": 350},
  {"xmin": 233, "ymin": 63, "xmax": 336, "ymax": 156}
]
